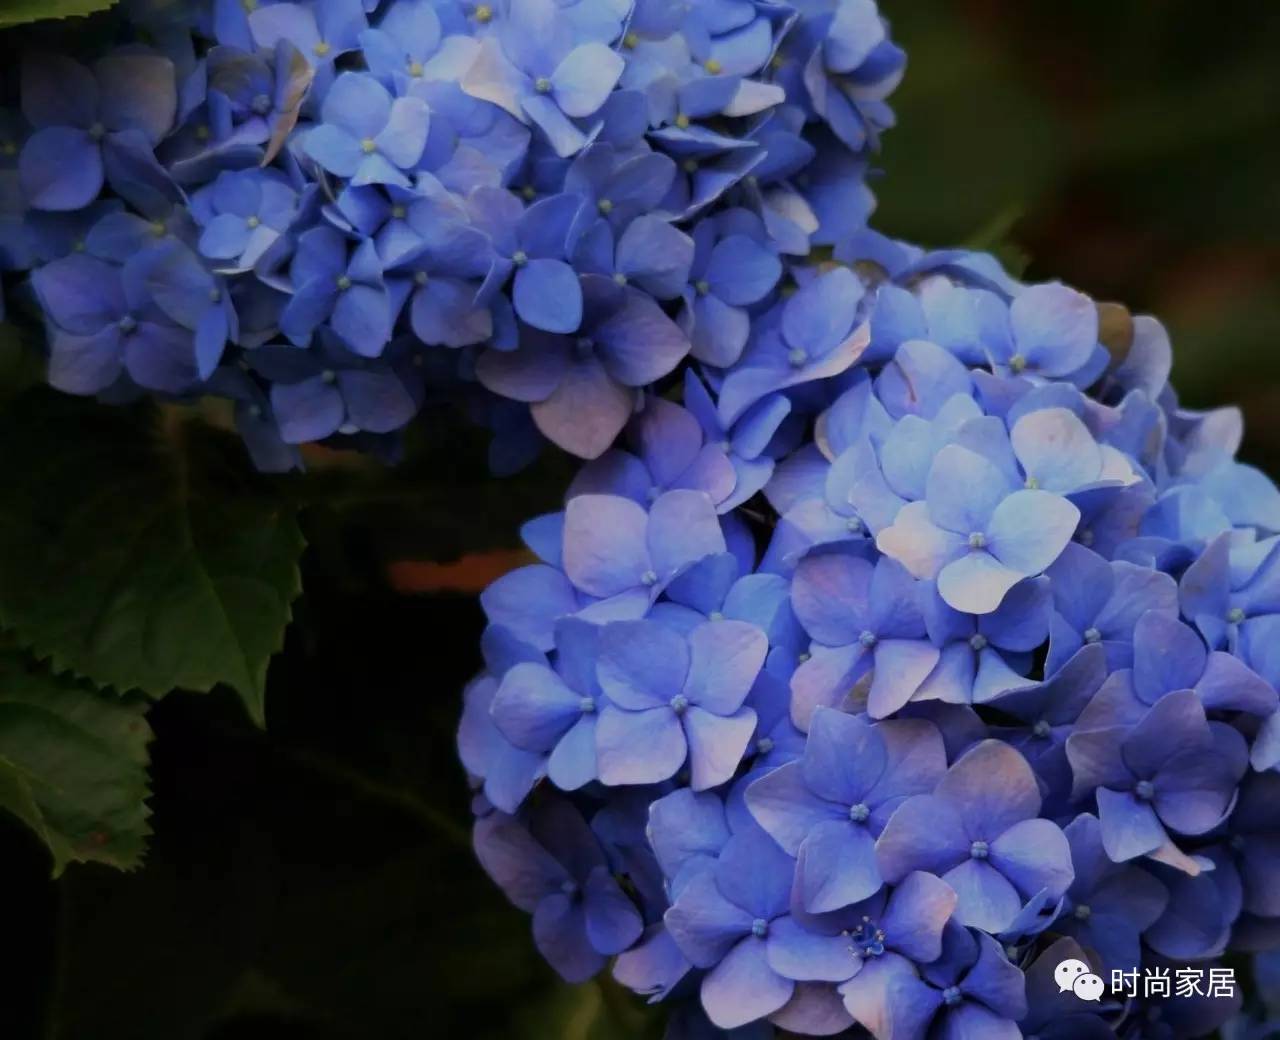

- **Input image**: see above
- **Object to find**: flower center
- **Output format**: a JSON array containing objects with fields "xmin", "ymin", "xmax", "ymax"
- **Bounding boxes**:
[
  {"xmin": 320, "ymin": 369, "xmax": 337, "ymax": 385},
  {"xmin": 415, "ymin": 271, "xmax": 429, "ymax": 287},
  {"xmin": 596, "ymin": 198, "xmax": 613, "ymax": 214},
  {"xmin": 511, "ymin": 249, "xmax": 528, "ymax": 267},
  {"xmin": 408, "ymin": 60, "xmax": 425, "ymax": 78},
  {"xmin": 150, "ymin": 220, "xmax": 167, "ymax": 237},
  {"xmin": 694, "ymin": 279, "xmax": 710, "ymax": 295},
  {"xmin": 246, "ymin": 215, "xmax": 261, "ymax": 228},
  {"xmin": 534, "ymin": 76, "xmax": 552, "ymax": 94},
  {"xmin": 640, "ymin": 569, "xmax": 658, "ymax": 586},
  {"xmin": 968, "ymin": 531, "xmax": 986, "ymax": 550},
  {"xmin": 313, "ymin": 41, "xmax": 332, "ymax": 57},
  {"xmin": 1073, "ymin": 903, "xmax": 1092, "ymax": 921},
  {"xmin": 573, "ymin": 336, "xmax": 594, "ymax": 361},
  {"xmin": 969, "ymin": 633, "xmax": 988, "ymax": 651},
  {"xmin": 208, "ymin": 288, "xmax": 222, "ymax": 303},
  {"xmin": 859, "ymin": 630, "xmax": 878, "ymax": 649},
  {"xmin": 942, "ymin": 986, "xmax": 962, "ymax": 1006},
  {"xmin": 1009, "ymin": 353, "xmax": 1027, "ymax": 373},
  {"xmin": 1228, "ymin": 606, "xmax": 1246, "ymax": 624},
  {"xmin": 251, "ymin": 93, "xmax": 272, "ymax": 115},
  {"xmin": 360, "ymin": 138, "xmax": 377, "ymax": 154},
  {"xmin": 1135, "ymin": 779, "xmax": 1155, "ymax": 801},
  {"xmin": 1024, "ymin": 475, "xmax": 1040, "ymax": 489},
  {"xmin": 88, "ymin": 122, "xmax": 106, "ymax": 141},
  {"xmin": 969, "ymin": 840, "xmax": 989, "ymax": 860},
  {"xmin": 704, "ymin": 58, "xmax": 723, "ymax": 74},
  {"xmin": 1083, "ymin": 627, "xmax": 1101, "ymax": 643},
  {"xmin": 849, "ymin": 917, "xmax": 886, "ymax": 957},
  {"xmin": 336, "ymin": 275, "xmax": 352, "ymax": 291},
  {"xmin": 1078, "ymin": 528, "xmax": 1095, "ymax": 547},
  {"xmin": 751, "ymin": 918, "xmax": 769, "ymax": 938},
  {"xmin": 578, "ymin": 697, "xmax": 595, "ymax": 714},
  {"xmin": 560, "ymin": 879, "xmax": 577, "ymax": 896},
  {"xmin": 787, "ymin": 347, "xmax": 807, "ymax": 368},
  {"xmin": 391, "ymin": 205, "xmax": 407, "ymax": 220},
  {"xmin": 117, "ymin": 315, "xmax": 137, "ymax": 334},
  {"xmin": 846, "ymin": 516, "xmax": 863, "ymax": 533},
  {"xmin": 622, "ymin": 31, "xmax": 639, "ymax": 49},
  {"xmin": 675, "ymin": 114, "xmax": 691, "ymax": 129},
  {"xmin": 682, "ymin": 158, "xmax": 698, "ymax": 174},
  {"xmin": 613, "ymin": 272, "xmax": 628, "ymax": 286},
  {"xmin": 1032, "ymin": 719, "xmax": 1052, "ymax": 739},
  {"xmin": 848, "ymin": 802, "xmax": 870, "ymax": 823},
  {"xmin": 670, "ymin": 694, "xmax": 689, "ymax": 715},
  {"xmin": 474, "ymin": 3, "xmax": 493, "ymax": 22},
  {"xmin": 756, "ymin": 736, "xmax": 774, "ymax": 755}
]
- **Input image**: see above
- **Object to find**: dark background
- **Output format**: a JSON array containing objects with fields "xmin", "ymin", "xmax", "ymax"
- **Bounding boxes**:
[{"xmin": 4, "ymin": 1, "xmax": 1279, "ymax": 1037}]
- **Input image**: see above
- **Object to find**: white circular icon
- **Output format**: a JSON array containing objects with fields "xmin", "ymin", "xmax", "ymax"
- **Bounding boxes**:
[{"xmin": 1055, "ymin": 957, "xmax": 1105, "ymax": 1001}]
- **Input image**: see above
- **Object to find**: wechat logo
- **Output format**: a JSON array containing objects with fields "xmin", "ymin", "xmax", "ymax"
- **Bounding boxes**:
[{"xmin": 1055, "ymin": 958, "xmax": 1105, "ymax": 1002}]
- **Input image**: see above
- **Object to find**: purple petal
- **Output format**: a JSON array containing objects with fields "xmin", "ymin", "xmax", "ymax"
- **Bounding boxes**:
[
  {"xmin": 596, "ymin": 704, "xmax": 686, "ymax": 785},
  {"xmin": 480, "ymin": 564, "xmax": 577, "ymax": 651},
  {"xmin": 530, "ymin": 356, "xmax": 632, "ymax": 458},
  {"xmin": 514, "ymin": 258, "xmax": 582, "ymax": 332},
  {"xmin": 19, "ymin": 127, "xmax": 103, "ymax": 211},
  {"xmin": 701, "ymin": 938, "xmax": 794, "ymax": 1029},
  {"xmin": 935, "ymin": 740, "xmax": 1040, "ymax": 840},
  {"xmin": 562, "ymin": 493, "xmax": 648, "ymax": 597},
  {"xmin": 685, "ymin": 619, "xmax": 768, "ymax": 714},
  {"xmin": 765, "ymin": 915, "xmax": 859, "ymax": 983},
  {"xmin": 684, "ymin": 706, "xmax": 757, "ymax": 790}
]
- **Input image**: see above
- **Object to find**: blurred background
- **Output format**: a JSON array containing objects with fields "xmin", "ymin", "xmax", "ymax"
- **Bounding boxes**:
[{"xmin": 3, "ymin": 1, "xmax": 1279, "ymax": 1037}]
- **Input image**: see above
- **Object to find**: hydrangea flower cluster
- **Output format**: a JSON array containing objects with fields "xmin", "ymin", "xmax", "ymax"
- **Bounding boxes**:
[
  {"xmin": 465, "ymin": 242, "xmax": 1280, "ymax": 1029},
  {"xmin": 7, "ymin": 0, "xmax": 1280, "ymax": 1035},
  {"xmin": 461, "ymin": 205, "xmax": 1280, "ymax": 1036},
  {"xmin": 1, "ymin": 0, "xmax": 901, "ymax": 470}
]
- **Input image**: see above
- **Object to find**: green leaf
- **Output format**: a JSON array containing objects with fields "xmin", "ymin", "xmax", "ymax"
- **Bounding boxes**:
[
  {"xmin": 0, "ymin": 389, "xmax": 304, "ymax": 726},
  {"xmin": 0, "ymin": 0, "xmax": 117, "ymax": 27},
  {"xmin": 0, "ymin": 648, "xmax": 151, "ymax": 875}
]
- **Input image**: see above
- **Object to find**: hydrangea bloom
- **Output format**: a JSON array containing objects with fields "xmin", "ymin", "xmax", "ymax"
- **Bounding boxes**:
[{"xmin": 7, "ymin": 0, "xmax": 1280, "ymax": 1035}]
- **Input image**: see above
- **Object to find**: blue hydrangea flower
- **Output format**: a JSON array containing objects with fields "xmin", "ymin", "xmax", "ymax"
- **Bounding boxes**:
[
  {"xmin": 246, "ymin": 330, "xmax": 419, "ymax": 442},
  {"xmin": 787, "ymin": 550, "xmax": 937, "ymax": 725},
  {"xmin": 303, "ymin": 71, "xmax": 430, "ymax": 187},
  {"xmin": 594, "ymin": 616, "xmax": 766, "ymax": 789},
  {"xmin": 31, "ymin": 252, "xmax": 197, "ymax": 394},
  {"xmin": 679, "ymin": 214, "xmax": 782, "ymax": 367},
  {"xmin": 567, "ymin": 397, "xmax": 737, "ymax": 512},
  {"xmin": 476, "ymin": 275, "xmax": 691, "ymax": 458},
  {"xmin": 19, "ymin": 52, "xmax": 178, "ymax": 211},
  {"xmin": 663, "ymin": 825, "xmax": 813, "ymax": 1029},
  {"xmin": 461, "ymin": 0, "xmax": 625, "ymax": 157},
  {"xmin": 746, "ymin": 708, "xmax": 945, "ymax": 912},
  {"xmin": 1066, "ymin": 689, "xmax": 1248, "ymax": 870},
  {"xmin": 1043, "ymin": 541, "xmax": 1178, "ymax": 675},
  {"xmin": 473, "ymin": 796, "xmax": 644, "ymax": 982},
  {"xmin": 490, "ymin": 618, "xmax": 604, "ymax": 792},
  {"xmin": 279, "ymin": 226, "xmax": 393, "ymax": 355},
  {"xmin": 875, "ymin": 740, "xmax": 1074, "ymax": 933},
  {"xmin": 876, "ymin": 440, "xmax": 1080, "ymax": 615},
  {"xmin": 717, "ymin": 266, "xmax": 870, "ymax": 425},
  {"xmin": 839, "ymin": 921, "xmax": 1026, "ymax": 1040},
  {"xmin": 193, "ymin": 168, "xmax": 299, "ymax": 271}
]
